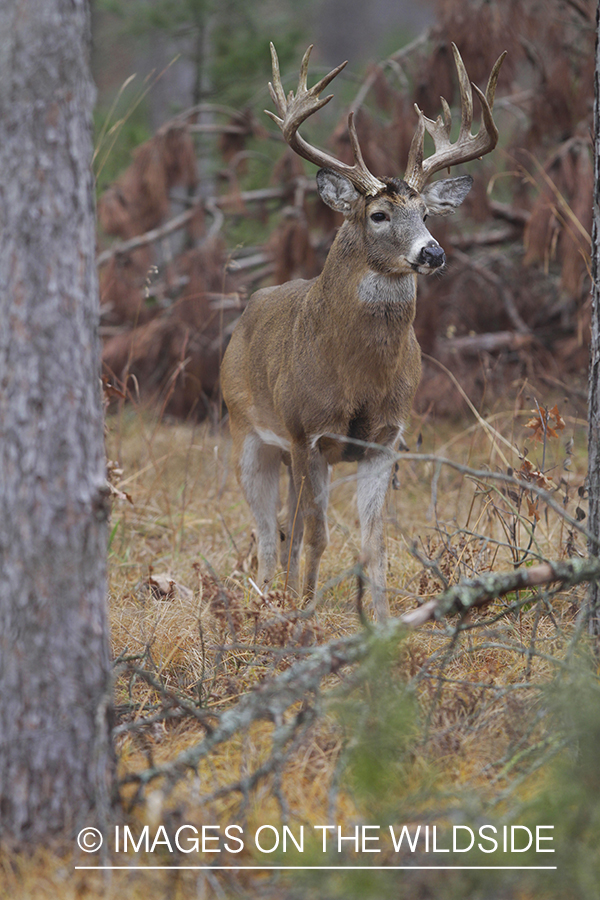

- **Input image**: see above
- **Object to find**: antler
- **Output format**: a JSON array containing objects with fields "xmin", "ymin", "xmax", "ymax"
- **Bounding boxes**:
[
  {"xmin": 266, "ymin": 43, "xmax": 386, "ymax": 197},
  {"xmin": 404, "ymin": 43, "xmax": 507, "ymax": 192}
]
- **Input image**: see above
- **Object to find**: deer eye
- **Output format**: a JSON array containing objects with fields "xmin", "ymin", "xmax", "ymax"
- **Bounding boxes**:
[
  {"xmin": 423, "ymin": 213, "xmax": 428, "ymax": 222},
  {"xmin": 370, "ymin": 212, "xmax": 388, "ymax": 223}
]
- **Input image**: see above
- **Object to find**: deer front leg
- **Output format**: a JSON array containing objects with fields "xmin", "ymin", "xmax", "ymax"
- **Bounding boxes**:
[
  {"xmin": 238, "ymin": 432, "xmax": 282, "ymax": 591},
  {"xmin": 290, "ymin": 443, "xmax": 330, "ymax": 602},
  {"xmin": 280, "ymin": 464, "xmax": 304, "ymax": 595},
  {"xmin": 356, "ymin": 451, "xmax": 394, "ymax": 622}
]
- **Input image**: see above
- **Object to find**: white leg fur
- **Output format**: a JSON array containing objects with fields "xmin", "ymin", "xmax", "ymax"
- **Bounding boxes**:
[
  {"xmin": 356, "ymin": 452, "xmax": 394, "ymax": 621},
  {"xmin": 239, "ymin": 432, "xmax": 282, "ymax": 589},
  {"xmin": 290, "ymin": 445, "xmax": 330, "ymax": 600},
  {"xmin": 280, "ymin": 465, "xmax": 304, "ymax": 594}
]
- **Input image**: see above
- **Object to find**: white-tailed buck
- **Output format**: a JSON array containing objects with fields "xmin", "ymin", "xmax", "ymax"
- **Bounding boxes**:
[{"xmin": 221, "ymin": 42, "xmax": 505, "ymax": 620}]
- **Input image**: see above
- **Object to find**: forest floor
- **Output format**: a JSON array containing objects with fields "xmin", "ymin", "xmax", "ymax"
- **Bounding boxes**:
[{"xmin": 2, "ymin": 384, "xmax": 596, "ymax": 900}]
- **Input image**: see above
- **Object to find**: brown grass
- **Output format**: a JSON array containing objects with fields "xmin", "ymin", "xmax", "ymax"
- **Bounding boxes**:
[{"xmin": 1, "ymin": 389, "xmax": 590, "ymax": 899}]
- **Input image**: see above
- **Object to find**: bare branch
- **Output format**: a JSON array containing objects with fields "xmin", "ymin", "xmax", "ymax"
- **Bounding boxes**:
[
  {"xmin": 437, "ymin": 330, "xmax": 534, "ymax": 356},
  {"xmin": 120, "ymin": 629, "xmax": 368, "ymax": 791},
  {"xmin": 400, "ymin": 557, "xmax": 600, "ymax": 626},
  {"xmin": 119, "ymin": 555, "xmax": 600, "ymax": 797},
  {"xmin": 96, "ymin": 182, "xmax": 314, "ymax": 268}
]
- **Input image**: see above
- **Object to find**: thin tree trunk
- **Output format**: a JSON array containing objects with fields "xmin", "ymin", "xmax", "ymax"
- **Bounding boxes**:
[
  {"xmin": 0, "ymin": 0, "xmax": 114, "ymax": 842},
  {"xmin": 589, "ymin": 1, "xmax": 600, "ymax": 637}
]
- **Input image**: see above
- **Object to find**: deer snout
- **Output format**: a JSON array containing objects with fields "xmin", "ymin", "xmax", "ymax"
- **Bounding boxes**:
[{"xmin": 418, "ymin": 242, "xmax": 445, "ymax": 269}]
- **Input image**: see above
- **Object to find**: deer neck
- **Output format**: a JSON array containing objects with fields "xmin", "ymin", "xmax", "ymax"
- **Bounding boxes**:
[
  {"xmin": 318, "ymin": 227, "xmax": 417, "ymax": 326},
  {"xmin": 356, "ymin": 270, "xmax": 416, "ymax": 312}
]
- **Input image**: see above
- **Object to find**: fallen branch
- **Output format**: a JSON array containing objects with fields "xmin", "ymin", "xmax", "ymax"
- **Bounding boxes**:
[
  {"xmin": 452, "ymin": 225, "xmax": 520, "ymax": 249},
  {"xmin": 489, "ymin": 199, "xmax": 531, "ymax": 226},
  {"xmin": 96, "ymin": 181, "xmax": 314, "ymax": 268},
  {"xmin": 437, "ymin": 329, "xmax": 534, "ymax": 356},
  {"xmin": 119, "ymin": 555, "xmax": 600, "ymax": 797},
  {"xmin": 96, "ymin": 206, "xmax": 200, "ymax": 267},
  {"xmin": 120, "ymin": 629, "xmax": 369, "ymax": 791},
  {"xmin": 400, "ymin": 556, "xmax": 600, "ymax": 626}
]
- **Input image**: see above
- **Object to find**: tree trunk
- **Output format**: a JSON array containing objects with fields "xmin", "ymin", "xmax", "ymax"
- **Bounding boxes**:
[
  {"xmin": 589, "ymin": 2, "xmax": 600, "ymax": 637},
  {"xmin": 0, "ymin": 0, "xmax": 114, "ymax": 842}
]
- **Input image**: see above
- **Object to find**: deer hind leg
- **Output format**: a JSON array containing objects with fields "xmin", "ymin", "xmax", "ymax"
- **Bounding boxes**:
[
  {"xmin": 280, "ymin": 464, "xmax": 304, "ymax": 596},
  {"xmin": 357, "ymin": 451, "xmax": 394, "ymax": 622},
  {"xmin": 238, "ymin": 432, "xmax": 282, "ymax": 591},
  {"xmin": 290, "ymin": 444, "xmax": 330, "ymax": 602}
]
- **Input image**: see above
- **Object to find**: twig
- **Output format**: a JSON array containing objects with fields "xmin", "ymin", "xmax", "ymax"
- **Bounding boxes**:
[
  {"xmin": 126, "ymin": 665, "xmax": 217, "ymax": 732},
  {"xmin": 120, "ymin": 629, "xmax": 369, "ymax": 791},
  {"xmin": 321, "ymin": 436, "xmax": 597, "ymax": 548},
  {"xmin": 120, "ymin": 554, "xmax": 600, "ymax": 797},
  {"xmin": 562, "ymin": 0, "xmax": 595, "ymax": 25},
  {"xmin": 96, "ymin": 181, "xmax": 315, "ymax": 268},
  {"xmin": 437, "ymin": 330, "xmax": 534, "ymax": 356},
  {"xmin": 351, "ymin": 29, "xmax": 431, "ymax": 113},
  {"xmin": 400, "ymin": 557, "xmax": 600, "ymax": 627}
]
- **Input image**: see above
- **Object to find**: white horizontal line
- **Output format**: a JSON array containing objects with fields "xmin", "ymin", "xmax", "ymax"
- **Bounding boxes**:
[{"xmin": 75, "ymin": 865, "xmax": 557, "ymax": 871}]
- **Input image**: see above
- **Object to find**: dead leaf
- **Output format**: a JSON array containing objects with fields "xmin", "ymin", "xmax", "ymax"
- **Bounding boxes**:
[
  {"xmin": 525, "ymin": 405, "xmax": 565, "ymax": 442},
  {"xmin": 147, "ymin": 573, "xmax": 193, "ymax": 601}
]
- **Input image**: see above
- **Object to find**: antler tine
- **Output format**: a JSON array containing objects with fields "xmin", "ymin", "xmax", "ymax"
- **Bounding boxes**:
[
  {"xmin": 297, "ymin": 43, "xmax": 312, "ymax": 94},
  {"xmin": 452, "ymin": 44, "xmax": 473, "ymax": 142},
  {"xmin": 347, "ymin": 111, "xmax": 370, "ymax": 172},
  {"xmin": 485, "ymin": 48, "xmax": 507, "ymax": 109},
  {"xmin": 296, "ymin": 44, "xmax": 347, "ymax": 99},
  {"xmin": 265, "ymin": 42, "xmax": 386, "ymax": 197},
  {"xmin": 267, "ymin": 42, "xmax": 287, "ymax": 116},
  {"xmin": 404, "ymin": 43, "xmax": 506, "ymax": 192},
  {"xmin": 476, "ymin": 49, "xmax": 507, "ymax": 137},
  {"xmin": 404, "ymin": 107, "xmax": 426, "ymax": 189}
]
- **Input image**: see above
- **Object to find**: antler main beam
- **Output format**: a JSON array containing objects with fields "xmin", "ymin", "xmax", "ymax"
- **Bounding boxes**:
[
  {"xmin": 265, "ymin": 43, "xmax": 386, "ymax": 197},
  {"xmin": 404, "ymin": 43, "xmax": 507, "ymax": 192}
]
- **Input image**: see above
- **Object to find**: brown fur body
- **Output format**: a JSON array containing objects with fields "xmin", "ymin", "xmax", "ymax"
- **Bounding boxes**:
[{"xmin": 221, "ymin": 173, "xmax": 471, "ymax": 619}]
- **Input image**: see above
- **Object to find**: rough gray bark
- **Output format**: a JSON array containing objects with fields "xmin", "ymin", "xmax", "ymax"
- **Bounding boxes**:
[
  {"xmin": 0, "ymin": 0, "xmax": 114, "ymax": 841},
  {"xmin": 589, "ymin": 0, "xmax": 600, "ymax": 636}
]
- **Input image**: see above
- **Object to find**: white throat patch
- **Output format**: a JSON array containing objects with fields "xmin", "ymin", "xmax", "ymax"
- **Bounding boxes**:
[{"xmin": 358, "ymin": 271, "xmax": 416, "ymax": 305}]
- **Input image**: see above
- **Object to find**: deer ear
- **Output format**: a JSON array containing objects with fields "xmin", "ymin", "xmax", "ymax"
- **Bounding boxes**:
[
  {"xmin": 316, "ymin": 168, "xmax": 362, "ymax": 213},
  {"xmin": 421, "ymin": 175, "xmax": 473, "ymax": 216}
]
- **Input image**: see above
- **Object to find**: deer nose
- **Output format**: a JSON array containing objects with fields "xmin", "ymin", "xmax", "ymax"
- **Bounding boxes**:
[{"xmin": 419, "ymin": 242, "xmax": 445, "ymax": 268}]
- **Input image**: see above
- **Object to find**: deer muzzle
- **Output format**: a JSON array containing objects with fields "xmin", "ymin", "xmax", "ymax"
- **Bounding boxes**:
[{"xmin": 418, "ymin": 241, "xmax": 446, "ymax": 269}]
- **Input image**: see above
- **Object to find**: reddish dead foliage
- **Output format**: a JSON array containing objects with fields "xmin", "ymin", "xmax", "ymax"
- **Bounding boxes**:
[{"xmin": 98, "ymin": 0, "xmax": 594, "ymax": 421}]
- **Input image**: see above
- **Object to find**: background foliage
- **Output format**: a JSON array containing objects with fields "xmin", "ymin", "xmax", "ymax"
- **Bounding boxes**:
[{"xmin": 96, "ymin": 0, "xmax": 593, "ymax": 424}]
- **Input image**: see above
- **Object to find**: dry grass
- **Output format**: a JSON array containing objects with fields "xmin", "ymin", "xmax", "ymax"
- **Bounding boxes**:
[{"xmin": 2, "ymin": 390, "xmax": 591, "ymax": 899}]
